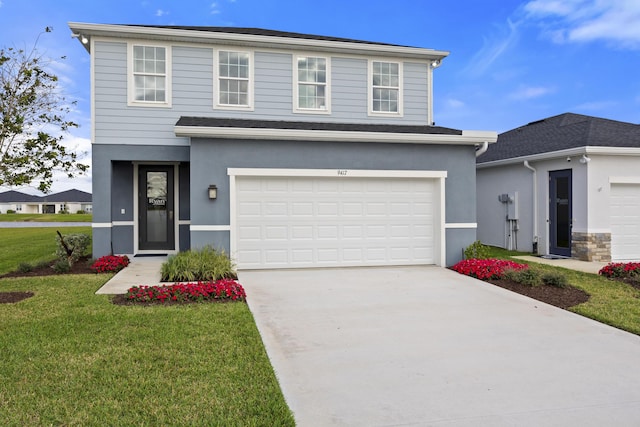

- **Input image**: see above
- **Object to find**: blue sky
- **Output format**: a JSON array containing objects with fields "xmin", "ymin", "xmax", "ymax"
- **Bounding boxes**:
[{"xmin": 1, "ymin": 0, "xmax": 639, "ymax": 193}]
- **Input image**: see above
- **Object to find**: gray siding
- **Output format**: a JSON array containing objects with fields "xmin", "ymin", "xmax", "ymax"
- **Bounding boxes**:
[
  {"xmin": 93, "ymin": 41, "xmax": 432, "ymax": 148},
  {"xmin": 190, "ymin": 139, "xmax": 474, "ymax": 265}
]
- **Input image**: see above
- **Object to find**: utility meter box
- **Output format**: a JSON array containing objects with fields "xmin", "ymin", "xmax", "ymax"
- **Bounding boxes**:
[{"xmin": 507, "ymin": 192, "xmax": 518, "ymax": 220}]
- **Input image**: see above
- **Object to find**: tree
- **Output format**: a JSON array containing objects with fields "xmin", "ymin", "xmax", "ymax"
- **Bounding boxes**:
[{"xmin": 0, "ymin": 27, "xmax": 88, "ymax": 193}]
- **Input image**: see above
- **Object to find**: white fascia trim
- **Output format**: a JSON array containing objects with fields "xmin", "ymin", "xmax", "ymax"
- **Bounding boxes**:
[
  {"xmin": 190, "ymin": 225, "xmax": 231, "ymax": 231},
  {"xmin": 176, "ymin": 126, "xmax": 497, "ymax": 146},
  {"xmin": 112, "ymin": 221, "xmax": 135, "ymax": 226},
  {"xmin": 444, "ymin": 223, "xmax": 477, "ymax": 229},
  {"xmin": 68, "ymin": 22, "xmax": 450, "ymax": 60},
  {"xmin": 477, "ymin": 146, "xmax": 640, "ymax": 169},
  {"xmin": 227, "ymin": 168, "xmax": 447, "ymax": 179},
  {"xmin": 92, "ymin": 223, "xmax": 112, "ymax": 228},
  {"xmin": 610, "ymin": 176, "xmax": 640, "ymax": 184},
  {"xmin": 178, "ymin": 220, "xmax": 191, "ymax": 225}
]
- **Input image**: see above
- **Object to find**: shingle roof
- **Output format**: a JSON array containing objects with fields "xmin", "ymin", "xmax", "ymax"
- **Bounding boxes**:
[
  {"xmin": 477, "ymin": 113, "xmax": 640, "ymax": 163},
  {"xmin": 0, "ymin": 190, "xmax": 42, "ymax": 203},
  {"xmin": 41, "ymin": 189, "xmax": 92, "ymax": 203},
  {"xmin": 0, "ymin": 189, "xmax": 92, "ymax": 203},
  {"xmin": 132, "ymin": 25, "xmax": 412, "ymax": 48},
  {"xmin": 175, "ymin": 117, "xmax": 463, "ymax": 135}
]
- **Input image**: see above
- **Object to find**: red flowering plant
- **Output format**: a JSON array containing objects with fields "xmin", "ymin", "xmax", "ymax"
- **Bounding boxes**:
[
  {"xmin": 91, "ymin": 255, "xmax": 130, "ymax": 273},
  {"xmin": 125, "ymin": 279, "xmax": 246, "ymax": 304},
  {"xmin": 451, "ymin": 258, "xmax": 528, "ymax": 280},
  {"xmin": 599, "ymin": 262, "xmax": 640, "ymax": 279}
]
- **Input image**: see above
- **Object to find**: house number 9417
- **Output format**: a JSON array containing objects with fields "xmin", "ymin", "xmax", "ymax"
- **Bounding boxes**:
[{"xmin": 337, "ymin": 170, "xmax": 348, "ymax": 176}]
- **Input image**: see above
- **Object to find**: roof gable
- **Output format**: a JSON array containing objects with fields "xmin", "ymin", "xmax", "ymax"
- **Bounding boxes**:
[
  {"xmin": 0, "ymin": 191, "xmax": 42, "ymax": 203},
  {"xmin": 477, "ymin": 113, "xmax": 640, "ymax": 163},
  {"xmin": 41, "ymin": 189, "xmax": 92, "ymax": 203}
]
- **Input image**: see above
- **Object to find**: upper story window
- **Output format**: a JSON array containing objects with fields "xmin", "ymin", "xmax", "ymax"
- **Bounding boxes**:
[
  {"xmin": 216, "ymin": 50, "xmax": 253, "ymax": 109},
  {"xmin": 129, "ymin": 44, "xmax": 172, "ymax": 107},
  {"xmin": 294, "ymin": 56, "xmax": 330, "ymax": 113},
  {"xmin": 369, "ymin": 60, "xmax": 403, "ymax": 116}
]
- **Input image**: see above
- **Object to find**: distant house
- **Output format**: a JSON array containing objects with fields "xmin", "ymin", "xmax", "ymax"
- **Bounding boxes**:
[
  {"xmin": 0, "ymin": 191, "xmax": 43, "ymax": 214},
  {"xmin": 476, "ymin": 113, "xmax": 640, "ymax": 262},
  {"xmin": 0, "ymin": 189, "xmax": 92, "ymax": 214}
]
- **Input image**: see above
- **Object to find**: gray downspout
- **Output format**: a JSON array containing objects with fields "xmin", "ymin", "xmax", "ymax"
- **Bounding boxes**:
[{"xmin": 523, "ymin": 161, "xmax": 538, "ymax": 253}]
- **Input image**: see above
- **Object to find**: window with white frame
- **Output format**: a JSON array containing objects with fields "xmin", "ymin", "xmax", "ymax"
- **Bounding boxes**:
[
  {"xmin": 295, "ymin": 56, "xmax": 329, "ymax": 112},
  {"xmin": 131, "ymin": 45, "xmax": 170, "ymax": 105},
  {"xmin": 15, "ymin": 204, "xmax": 22, "ymax": 212},
  {"xmin": 217, "ymin": 51, "xmax": 251, "ymax": 108},
  {"xmin": 370, "ymin": 61, "xmax": 402, "ymax": 115}
]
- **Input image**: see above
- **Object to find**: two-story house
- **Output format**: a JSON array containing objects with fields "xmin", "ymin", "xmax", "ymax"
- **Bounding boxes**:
[{"xmin": 69, "ymin": 23, "xmax": 496, "ymax": 268}]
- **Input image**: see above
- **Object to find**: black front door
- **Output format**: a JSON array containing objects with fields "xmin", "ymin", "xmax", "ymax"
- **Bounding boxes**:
[
  {"xmin": 549, "ymin": 169, "xmax": 572, "ymax": 257},
  {"xmin": 139, "ymin": 165, "xmax": 175, "ymax": 251}
]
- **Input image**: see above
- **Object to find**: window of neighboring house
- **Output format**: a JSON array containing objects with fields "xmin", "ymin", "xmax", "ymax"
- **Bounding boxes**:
[
  {"xmin": 216, "ymin": 50, "xmax": 252, "ymax": 109},
  {"xmin": 15, "ymin": 204, "xmax": 22, "ymax": 212},
  {"xmin": 370, "ymin": 60, "xmax": 402, "ymax": 115},
  {"xmin": 129, "ymin": 44, "xmax": 171, "ymax": 106},
  {"xmin": 295, "ymin": 56, "xmax": 330, "ymax": 113}
]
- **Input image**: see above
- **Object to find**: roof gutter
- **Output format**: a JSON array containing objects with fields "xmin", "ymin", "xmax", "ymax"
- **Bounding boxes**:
[
  {"xmin": 475, "ymin": 141, "xmax": 489, "ymax": 157},
  {"xmin": 174, "ymin": 126, "xmax": 497, "ymax": 146},
  {"xmin": 68, "ymin": 22, "xmax": 450, "ymax": 60}
]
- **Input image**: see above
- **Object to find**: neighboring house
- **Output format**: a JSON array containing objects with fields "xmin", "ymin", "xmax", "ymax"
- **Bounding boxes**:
[
  {"xmin": 40, "ymin": 189, "xmax": 93, "ymax": 214},
  {"xmin": 0, "ymin": 191, "xmax": 42, "ymax": 214},
  {"xmin": 69, "ymin": 22, "xmax": 497, "ymax": 268},
  {"xmin": 476, "ymin": 113, "xmax": 640, "ymax": 262},
  {"xmin": 0, "ymin": 189, "xmax": 92, "ymax": 214}
]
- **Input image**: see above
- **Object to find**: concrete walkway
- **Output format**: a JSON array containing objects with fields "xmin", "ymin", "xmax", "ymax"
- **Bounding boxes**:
[
  {"xmin": 512, "ymin": 255, "xmax": 607, "ymax": 274},
  {"xmin": 240, "ymin": 266, "xmax": 640, "ymax": 426},
  {"xmin": 95, "ymin": 256, "xmax": 166, "ymax": 294}
]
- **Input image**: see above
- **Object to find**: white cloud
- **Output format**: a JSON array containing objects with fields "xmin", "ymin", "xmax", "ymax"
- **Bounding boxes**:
[
  {"xmin": 210, "ymin": 2, "xmax": 220, "ymax": 14},
  {"xmin": 156, "ymin": 9, "xmax": 169, "ymax": 17},
  {"xmin": 573, "ymin": 100, "xmax": 617, "ymax": 110},
  {"xmin": 524, "ymin": 0, "xmax": 640, "ymax": 49},
  {"xmin": 464, "ymin": 19, "xmax": 520, "ymax": 76},
  {"xmin": 446, "ymin": 98, "xmax": 465, "ymax": 108},
  {"xmin": 508, "ymin": 85, "xmax": 554, "ymax": 100}
]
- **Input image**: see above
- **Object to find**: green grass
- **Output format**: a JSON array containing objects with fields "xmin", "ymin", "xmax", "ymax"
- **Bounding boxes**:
[
  {"xmin": 0, "ymin": 227, "xmax": 91, "ymax": 275},
  {"xmin": 0, "ymin": 213, "xmax": 92, "ymax": 222},
  {"xmin": 488, "ymin": 247, "xmax": 640, "ymax": 335},
  {"xmin": 0, "ymin": 275, "xmax": 294, "ymax": 426}
]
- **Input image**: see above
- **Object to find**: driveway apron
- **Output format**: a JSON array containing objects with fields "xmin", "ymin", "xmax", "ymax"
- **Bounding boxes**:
[{"xmin": 238, "ymin": 266, "xmax": 640, "ymax": 426}]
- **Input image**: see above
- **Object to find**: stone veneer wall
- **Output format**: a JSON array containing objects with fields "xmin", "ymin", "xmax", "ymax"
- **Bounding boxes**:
[{"xmin": 572, "ymin": 232, "xmax": 611, "ymax": 262}]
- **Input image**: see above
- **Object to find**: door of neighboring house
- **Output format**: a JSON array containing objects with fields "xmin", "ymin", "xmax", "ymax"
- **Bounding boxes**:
[
  {"xmin": 549, "ymin": 169, "xmax": 572, "ymax": 257},
  {"xmin": 139, "ymin": 165, "xmax": 175, "ymax": 251}
]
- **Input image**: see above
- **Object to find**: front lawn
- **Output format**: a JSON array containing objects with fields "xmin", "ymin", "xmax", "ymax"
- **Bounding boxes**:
[
  {"xmin": 0, "ymin": 227, "xmax": 91, "ymax": 275},
  {"xmin": 486, "ymin": 248, "xmax": 640, "ymax": 335},
  {"xmin": 0, "ymin": 275, "xmax": 294, "ymax": 425}
]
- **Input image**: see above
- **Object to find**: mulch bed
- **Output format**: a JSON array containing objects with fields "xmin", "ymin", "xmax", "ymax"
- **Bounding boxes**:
[
  {"xmin": 486, "ymin": 279, "xmax": 590, "ymax": 309},
  {"xmin": 0, "ymin": 256, "xmax": 95, "ymax": 278},
  {"xmin": 0, "ymin": 291, "xmax": 34, "ymax": 304}
]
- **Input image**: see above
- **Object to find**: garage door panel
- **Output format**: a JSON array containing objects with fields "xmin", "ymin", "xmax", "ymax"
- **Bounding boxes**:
[
  {"xmin": 611, "ymin": 184, "xmax": 640, "ymax": 261},
  {"xmin": 235, "ymin": 176, "xmax": 437, "ymax": 268}
]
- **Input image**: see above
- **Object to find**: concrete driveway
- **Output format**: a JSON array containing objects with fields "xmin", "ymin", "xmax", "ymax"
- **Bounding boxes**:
[{"xmin": 238, "ymin": 266, "xmax": 640, "ymax": 426}]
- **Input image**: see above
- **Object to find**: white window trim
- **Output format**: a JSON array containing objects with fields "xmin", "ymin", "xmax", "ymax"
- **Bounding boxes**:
[
  {"xmin": 214, "ymin": 49, "xmax": 254, "ymax": 111},
  {"xmin": 293, "ymin": 54, "xmax": 331, "ymax": 115},
  {"xmin": 127, "ymin": 42, "xmax": 172, "ymax": 108},
  {"xmin": 368, "ymin": 59, "xmax": 403, "ymax": 117}
]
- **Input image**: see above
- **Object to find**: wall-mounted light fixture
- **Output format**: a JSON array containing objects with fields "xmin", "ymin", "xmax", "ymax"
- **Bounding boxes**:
[
  {"xmin": 208, "ymin": 185, "xmax": 218, "ymax": 200},
  {"xmin": 71, "ymin": 33, "xmax": 89, "ymax": 44},
  {"xmin": 430, "ymin": 59, "xmax": 442, "ymax": 69}
]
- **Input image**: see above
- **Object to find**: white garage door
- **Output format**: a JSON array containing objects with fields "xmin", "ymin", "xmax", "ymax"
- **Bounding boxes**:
[
  {"xmin": 234, "ymin": 175, "xmax": 437, "ymax": 269},
  {"xmin": 611, "ymin": 183, "xmax": 640, "ymax": 261}
]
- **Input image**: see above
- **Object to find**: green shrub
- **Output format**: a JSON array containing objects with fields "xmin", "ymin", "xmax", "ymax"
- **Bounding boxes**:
[
  {"xmin": 504, "ymin": 267, "xmax": 542, "ymax": 286},
  {"xmin": 542, "ymin": 272, "xmax": 568, "ymax": 288},
  {"xmin": 6, "ymin": 209, "xmax": 16, "ymax": 214},
  {"xmin": 464, "ymin": 240, "xmax": 490, "ymax": 260},
  {"xmin": 55, "ymin": 231, "xmax": 90, "ymax": 267},
  {"xmin": 17, "ymin": 262, "xmax": 33, "ymax": 273},
  {"xmin": 161, "ymin": 246, "xmax": 236, "ymax": 282},
  {"xmin": 76, "ymin": 210, "xmax": 86, "ymax": 214},
  {"xmin": 52, "ymin": 260, "xmax": 71, "ymax": 273}
]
